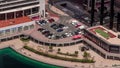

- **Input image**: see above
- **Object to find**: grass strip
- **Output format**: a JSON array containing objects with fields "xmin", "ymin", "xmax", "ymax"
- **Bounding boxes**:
[{"xmin": 95, "ymin": 29, "xmax": 109, "ymax": 38}]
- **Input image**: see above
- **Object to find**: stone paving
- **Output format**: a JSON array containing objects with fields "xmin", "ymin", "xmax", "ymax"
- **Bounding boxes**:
[{"xmin": 0, "ymin": 39, "xmax": 120, "ymax": 68}]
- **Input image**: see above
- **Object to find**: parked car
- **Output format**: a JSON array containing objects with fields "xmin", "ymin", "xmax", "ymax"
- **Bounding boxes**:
[
  {"xmin": 48, "ymin": 18, "xmax": 55, "ymax": 23},
  {"xmin": 41, "ymin": 29, "xmax": 48, "ymax": 33},
  {"xmin": 42, "ymin": 30, "xmax": 50, "ymax": 35},
  {"xmin": 59, "ymin": 24, "xmax": 64, "ymax": 28},
  {"xmin": 46, "ymin": 34, "xmax": 55, "ymax": 39},
  {"xmin": 61, "ymin": 34, "xmax": 67, "ymax": 38},
  {"xmin": 72, "ymin": 35, "xmax": 82, "ymax": 40},
  {"xmin": 65, "ymin": 32, "xmax": 72, "ymax": 37},
  {"xmin": 51, "ymin": 24, "xmax": 59, "ymax": 30},
  {"xmin": 39, "ymin": 20, "xmax": 47, "ymax": 25},
  {"xmin": 75, "ymin": 23, "xmax": 81, "ymax": 28},
  {"xmin": 38, "ymin": 28, "xmax": 45, "ymax": 32},
  {"xmin": 51, "ymin": 24, "xmax": 56, "ymax": 27},
  {"xmin": 56, "ymin": 28, "xmax": 63, "ymax": 32},
  {"xmin": 78, "ymin": 25, "xmax": 85, "ymax": 29},
  {"xmin": 63, "ymin": 26, "xmax": 69, "ymax": 29},
  {"xmin": 71, "ymin": 21, "xmax": 78, "ymax": 26},
  {"xmin": 54, "ymin": 35, "xmax": 61, "ymax": 39}
]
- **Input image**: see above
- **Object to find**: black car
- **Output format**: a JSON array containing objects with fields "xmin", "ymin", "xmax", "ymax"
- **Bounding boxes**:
[
  {"xmin": 56, "ymin": 28, "xmax": 63, "ymax": 32},
  {"xmin": 51, "ymin": 24, "xmax": 59, "ymax": 30},
  {"xmin": 42, "ymin": 30, "xmax": 50, "ymax": 34},
  {"xmin": 38, "ymin": 28, "xmax": 45, "ymax": 32},
  {"xmin": 61, "ymin": 34, "xmax": 67, "ymax": 38},
  {"xmin": 74, "ymin": 31, "xmax": 79, "ymax": 35},
  {"xmin": 45, "ymin": 33, "xmax": 52, "ymax": 37},
  {"xmin": 51, "ymin": 24, "xmax": 57, "ymax": 27},
  {"xmin": 39, "ymin": 20, "xmax": 47, "ymax": 25},
  {"xmin": 54, "ymin": 35, "xmax": 61, "ymax": 39},
  {"xmin": 59, "ymin": 24, "xmax": 64, "ymax": 28}
]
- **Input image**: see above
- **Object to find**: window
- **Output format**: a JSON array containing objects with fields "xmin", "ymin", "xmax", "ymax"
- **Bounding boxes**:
[
  {"xmin": 16, "ymin": 11, "xmax": 23, "ymax": 18},
  {"xmin": 5, "ymin": 29, "xmax": 10, "ymax": 35},
  {"xmin": 24, "ymin": 9, "xmax": 31, "ymax": 16},
  {"xmin": 18, "ymin": 26, "xmax": 22, "ymax": 32},
  {"xmin": 32, "ymin": 7, "xmax": 39, "ymax": 14},
  {"xmin": 83, "ymin": 0, "xmax": 88, "ymax": 5},
  {"xmin": 24, "ymin": 26, "xmax": 29, "ymax": 30},
  {"xmin": 29, "ymin": 24, "xmax": 34, "ymax": 29},
  {"xmin": 0, "ymin": 14, "xmax": 5, "ymax": 20},
  {"xmin": 7, "ymin": 12, "xmax": 14, "ymax": 19},
  {"xmin": 12, "ymin": 28, "xmax": 16, "ymax": 33},
  {"xmin": 109, "ymin": 46, "xmax": 119, "ymax": 53},
  {"xmin": 0, "ymin": 30, "xmax": 4, "ymax": 36}
]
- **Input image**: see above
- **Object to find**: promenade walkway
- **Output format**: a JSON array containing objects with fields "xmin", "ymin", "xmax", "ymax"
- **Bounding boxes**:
[{"xmin": 0, "ymin": 39, "xmax": 120, "ymax": 68}]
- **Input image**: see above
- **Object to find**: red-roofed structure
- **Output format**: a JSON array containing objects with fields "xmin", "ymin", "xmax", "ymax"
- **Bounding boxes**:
[{"xmin": 0, "ymin": 16, "xmax": 32, "ymax": 28}]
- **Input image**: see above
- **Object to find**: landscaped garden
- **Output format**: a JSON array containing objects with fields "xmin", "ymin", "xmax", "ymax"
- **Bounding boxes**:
[
  {"xmin": 90, "ymin": 26, "xmax": 116, "ymax": 39},
  {"xmin": 57, "ymin": 51, "xmax": 78, "ymax": 57},
  {"xmin": 24, "ymin": 46, "xmax": 95, "ymax": 63},
  {"xmin": 20, "ymin": 37, "xmax": 30, "ymax": 42},
  {"xmin": 95, "ymin": 29, "xmax": 110, "ymax": 39}
]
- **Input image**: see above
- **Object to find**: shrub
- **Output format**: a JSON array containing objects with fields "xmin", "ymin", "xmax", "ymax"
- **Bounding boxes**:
[
  {"xmin": 49, "ymin": 46, "xmax": 53, "ymax": 52},
  {"xmin": 57, "ymin": 48, "xmax": 61, "ymax": 53},
  {"xmin": 74, "ymin": 51, "xmax": 79, "ymax": 55},
  {"xmin": 20, "ymin": 38, "xmax": 30, "ymax": 42},
  {"xmin": 24, "ymin": 46, "xmax": 95, "ymax": 63}
]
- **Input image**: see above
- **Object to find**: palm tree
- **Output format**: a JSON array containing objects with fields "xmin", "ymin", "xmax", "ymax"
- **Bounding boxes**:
[
  {"xmin": 109, "ymin": 0, "xmax": 115, "ymax": 29},
  {"xmin": 83, "ymin": 51, "xmax": 91, "ymax": 60},
  {"xmin": 90, "ymin": 0, "xmax": 95, "ymax": 26},
  {"xmin": 100, "ymin": 0, "xmax": 104, "ymax": 25},
  {"xmin": 49, "ymin": 46, "xmax": 53, "ymax": 52},
  {"xmin": 49, "ymin": 0, "xmax": 54, "ymax": 6},
  {"xmin": 57, "ymin": 48, "xmax": 61, "ymax": 53},
  {"xmin": 74, "ymin": 51, "xmax": 79, "ymax": 56},
  {"xmin": 117, "ymin": 12, "xmax": 120, "ymax": 31}
]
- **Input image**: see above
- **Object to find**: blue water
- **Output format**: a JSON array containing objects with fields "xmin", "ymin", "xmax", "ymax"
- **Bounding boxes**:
[{"xmin": 0, "ymin": 48, "xmax": 63, "ymax": 68}]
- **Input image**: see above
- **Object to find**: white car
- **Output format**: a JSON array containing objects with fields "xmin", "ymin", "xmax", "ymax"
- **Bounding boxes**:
[
  {"xmin": 63, "ymin": 26, "xmax": 69, "ymax": 29},
  {"xmin": 78, "ymin": 25, "xmax": 85, "ymax": 29},
  {"xmin": 65, "ymin": 33, "xmax": 72, "ymax": 37},
  {"xmin": 71, "ymin": 20, "xmax": 78, "ymax": 26},
  {"xmin": 36, "ymin": 21, "xmax": 40, "ymax": 25}
]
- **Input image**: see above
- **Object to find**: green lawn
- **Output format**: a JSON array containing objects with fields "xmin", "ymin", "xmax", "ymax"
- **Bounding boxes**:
[{"xmin": 95, "ymin": 29, "xmax": 109, "ymax": 39}]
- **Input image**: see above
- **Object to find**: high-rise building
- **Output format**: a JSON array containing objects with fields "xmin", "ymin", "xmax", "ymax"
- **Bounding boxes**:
[
  {"xmin": 83, "ymin": 0, "xmax": 110, "ymax": 11},
  {"xmin": 0, "ymin": 0, "xmax": 45, "ymax": 40}
]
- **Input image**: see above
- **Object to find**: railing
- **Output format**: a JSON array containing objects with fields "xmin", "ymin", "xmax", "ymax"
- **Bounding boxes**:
[{"xmin": 0, "ymin": 34, "xmax": 82, "ymax": 47}]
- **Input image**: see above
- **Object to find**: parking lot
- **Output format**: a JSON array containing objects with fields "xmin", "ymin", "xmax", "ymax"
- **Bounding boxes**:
[{"xmin": 36, "ymin": 16, "xmax": 85, "ymax": 41}]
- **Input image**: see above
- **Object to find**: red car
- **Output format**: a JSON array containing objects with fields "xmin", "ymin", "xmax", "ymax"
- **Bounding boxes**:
[
  {"xmin": 72, "ymin": 35, "xmax": 82, "ymax": 40},
  {"xmin": 75, "ymin": 23, "xmax": 81, "ymax": 28},
  {"xmin": 48, "ymin": 18, "xmax": 55, "ymax": 23}
]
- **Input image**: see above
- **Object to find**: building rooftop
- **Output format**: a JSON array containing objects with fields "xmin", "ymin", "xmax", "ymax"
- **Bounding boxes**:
[{"xmin": 87, "ymin": 26, "xmax": 120, "ymax": 45}]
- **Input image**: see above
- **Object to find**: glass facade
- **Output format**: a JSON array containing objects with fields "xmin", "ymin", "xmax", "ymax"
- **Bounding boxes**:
[
  {"xmin": 7, "ymin": 12, "xmax": 14, "ymax": 19},
  {"xmin": 30, "ymin": 24, "xmax": 34, "ymax": 29},
  {"xmin": 24, "ymin": 9, "xmax": 31, "ymax": 16},
  {"xmin": 0, "ymin": 31, "xmax": 4, "ymax": 36},
  {"xmin": 0, "ymin": 14, "xmax": 5, "ymax": 20},
  {"xmin": 0, "ymin": 24, "xmax": 34, "ymax": 37},
  {"xmin": 5, "ymin": 29, "xmax": 10, "ymax": 35},
  {"xmin": 16, "ymin": 11, "xmax": 23, "ymax": 18},
  {"xmin": 24, "ymin": 26, "xmax": 29, "ymax": 30},
  {"xmin": 12, "ymin": 28, "xmax": 17, "ymax": 33},
  {"xmin": 18, "ymin": 26, "xmax": 23, "ymax": 32},
  {"xmin": 32, "ymin": 7, "xmax": 39, "ymax": 14}
]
